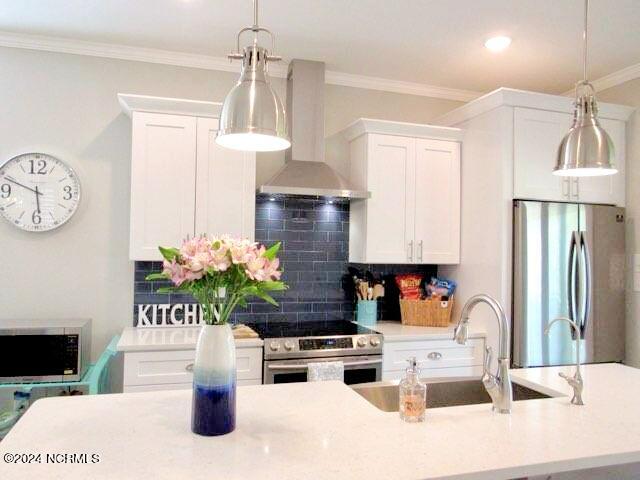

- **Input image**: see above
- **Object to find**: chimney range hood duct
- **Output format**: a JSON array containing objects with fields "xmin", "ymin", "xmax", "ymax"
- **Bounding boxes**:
[{"xmin": 258, "ymin": 59, "xmax": 370, "ymax": 199}]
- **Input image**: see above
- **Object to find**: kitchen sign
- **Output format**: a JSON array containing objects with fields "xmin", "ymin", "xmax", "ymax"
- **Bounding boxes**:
[{"xmin": 136, "ymin": 303, "xmax": 207, "ymax": 328}]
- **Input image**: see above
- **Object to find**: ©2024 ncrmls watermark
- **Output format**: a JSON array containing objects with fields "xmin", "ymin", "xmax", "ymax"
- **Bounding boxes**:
[{"xmin": 3, "ymin": 452, "xmax": 101, "ymax": 464}]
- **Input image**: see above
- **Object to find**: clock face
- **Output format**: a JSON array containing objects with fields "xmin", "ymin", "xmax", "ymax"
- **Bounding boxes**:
[{"xmin": 0, "ymin": 153, "xmax": 81, "ymax": 232}]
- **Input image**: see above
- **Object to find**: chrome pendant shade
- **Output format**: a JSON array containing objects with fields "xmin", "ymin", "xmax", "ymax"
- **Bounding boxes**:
[
  {"xmin": 554, "ymin": 86, "xmax": 616, "ymax": 177},
  {"xmin": 554, "ymin": 0, "xmax": 616, "ymax": 177},
  {"xmin": 216, "ymin": 0, "xmax": 290, "ymax": 152}
]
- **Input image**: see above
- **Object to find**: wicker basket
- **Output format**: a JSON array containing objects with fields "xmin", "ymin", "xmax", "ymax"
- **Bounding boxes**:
[{"xmin": 399, "ymin": 297, "xmax": 454, "ymax": 327}]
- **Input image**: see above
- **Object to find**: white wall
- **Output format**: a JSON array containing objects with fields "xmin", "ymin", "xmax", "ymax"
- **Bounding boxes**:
[
  {"xmin": 0, "ymin": 46, "xmax": 463, "ymax": 360},
  {"xmin": 598, "ymin": 78, "xmax": 640, "ymax": 367}
]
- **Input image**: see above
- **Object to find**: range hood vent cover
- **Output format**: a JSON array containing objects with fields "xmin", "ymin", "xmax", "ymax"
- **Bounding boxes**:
[{"xmin": 258, "ymin": 59, "xmax": 370, "ymax": 199}]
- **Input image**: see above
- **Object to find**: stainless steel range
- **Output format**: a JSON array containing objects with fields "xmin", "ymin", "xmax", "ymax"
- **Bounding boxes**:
[{"xmin": 247, "ymin": 321, "xmax": 383, "ymax": 385}]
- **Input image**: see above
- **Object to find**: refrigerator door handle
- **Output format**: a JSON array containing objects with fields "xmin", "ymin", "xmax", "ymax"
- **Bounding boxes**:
[
  {"xmin": 579, "ymin": 231, "xmax": 592, "ymax": 339},
  {"xmin": 568, "ymin": 231, "xmax": 578, "ymax": 328}
]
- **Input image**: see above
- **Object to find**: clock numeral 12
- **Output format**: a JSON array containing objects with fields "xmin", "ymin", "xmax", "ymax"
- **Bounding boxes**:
[{"xmin": 29, "ymin": 159, "xmax": 48, "ymax": 175}]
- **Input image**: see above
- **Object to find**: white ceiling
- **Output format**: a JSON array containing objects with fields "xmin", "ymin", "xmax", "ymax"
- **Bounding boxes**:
[{"xmin": 1, "ymin": 0, "xmax": 639, "ymax": 96}]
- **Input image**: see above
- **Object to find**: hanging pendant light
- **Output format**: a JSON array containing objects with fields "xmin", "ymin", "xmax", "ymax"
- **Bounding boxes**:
[
  {"xmin": 554, "ymin": 0, "xmax": 616, "ymax": 177},
  {"xmin": 216, "ymin": 0, "xmax": 290, "ymax": 152}
]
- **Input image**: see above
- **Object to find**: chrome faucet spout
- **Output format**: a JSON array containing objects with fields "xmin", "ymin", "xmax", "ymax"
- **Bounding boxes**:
[
  {"xmin": 453, "ymin": 294, "xmax": 513, "ymax": 414},
  {"xmin": 545, "ymin": 317, "xmax": 584, "ymax": 406}
]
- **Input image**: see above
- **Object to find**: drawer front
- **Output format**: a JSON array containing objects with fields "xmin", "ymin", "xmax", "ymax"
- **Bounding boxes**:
[
  {"xmin": 236, "ymin": 348, "xmax": 263, "ymax": 382},
  {"xmin": 123, "ymin": 347, "xmax": 263, "ymax": 387},
  {"xmin": 383, "ymin": 338, "xmax": 484, "ymax": 374}
]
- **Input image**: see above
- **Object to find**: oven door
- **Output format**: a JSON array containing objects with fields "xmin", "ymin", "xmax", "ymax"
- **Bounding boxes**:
[{"xmin": 263, "ymin": 355, "xmax": 382, "ymax": 385}]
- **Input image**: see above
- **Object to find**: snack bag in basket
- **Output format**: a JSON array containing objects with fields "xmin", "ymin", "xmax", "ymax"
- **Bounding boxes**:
[{"xmin": 395, "ymin": 274, "xmax": 423, "ymax": 300}]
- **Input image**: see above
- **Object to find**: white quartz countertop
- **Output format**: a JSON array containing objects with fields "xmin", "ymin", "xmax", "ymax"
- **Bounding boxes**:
[
  {"xmin": 2, "ymin": 363, "xmax": 640, "ymax": 479},
  {"xmin": 363, "ymin": 320, "xmax": 486, "ymax": 341},
  {"xmin": 116, "ymin": 326, "xmax": 263, "ymax": 351}
]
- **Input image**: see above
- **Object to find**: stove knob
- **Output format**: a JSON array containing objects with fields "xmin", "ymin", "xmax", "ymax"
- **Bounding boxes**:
[
  {"xmin": 370, "ymin": 337, "xmax": 381, "ymax": 347},
  {"xmin": 284, "ymin": 340, "xmax": 294, "ymax": 351},
  {"xmin": 269, "ymin": 341, "xmax": 280, "ymax": 351},
  {"xmin": 357, "ymin": 337, "xmax": 367, "ymax": 348}
]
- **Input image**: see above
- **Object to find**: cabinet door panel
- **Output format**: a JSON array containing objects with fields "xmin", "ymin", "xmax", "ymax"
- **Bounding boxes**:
[
  {"xmin": 130, "ymin": 112, "xmax": 197, "ymax": 260},
  {"xmin": 513, "ymin": 108, "xmax": 572, "ymax": 202},
  {"xmin": 365, "ymin": 134, "xmax": 415, "ymax": 263},
  {"xmin": 414, "ymin": 139, "xmax": 460, "ymax": 263},
  {"xmin": 195, "ymin": 118, "xmax": 256, "ymax": 239},
  {"xmin": 576, "ymin": 118, "xmax": 626, "ymax": 206}
]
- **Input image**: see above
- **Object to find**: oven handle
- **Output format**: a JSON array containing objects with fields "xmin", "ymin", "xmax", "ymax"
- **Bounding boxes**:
[{"xmin": 266, "ymin": 359, "xmax": 382, "ymax": 371}]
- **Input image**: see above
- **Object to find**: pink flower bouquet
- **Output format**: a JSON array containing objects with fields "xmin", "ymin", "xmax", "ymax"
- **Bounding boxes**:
[{"xmin": 146, "ymin": 236, "xmax": 287, "ymax": 325}]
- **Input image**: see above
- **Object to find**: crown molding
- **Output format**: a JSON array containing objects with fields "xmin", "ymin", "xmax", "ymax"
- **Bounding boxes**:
[
  {"xmin": 0, "ymin": 31, "xmax": 481, "ymax": 102},
  {"xmin": 437, "ymin": 87, "xmax": 634, "ymax": 126},
  {"xmin": 562, "ymin": 61, "xmax": 640, "ymax": 96},
  {"xmin": 324, "ymin": 71, "xmax": 480, "ymax": 102},
  {"xmin": 118, "ymin": 93, "xmax": 222, "ymax": 118},
  {"xmin": 341, "ymin": 118, "xmax": 463, "ymax": 143}
]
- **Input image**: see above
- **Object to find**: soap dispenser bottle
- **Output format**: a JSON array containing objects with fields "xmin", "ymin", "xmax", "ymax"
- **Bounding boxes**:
[{"xmin": 399, "ymin": 356, "xmax": 426, "ymax": 422}]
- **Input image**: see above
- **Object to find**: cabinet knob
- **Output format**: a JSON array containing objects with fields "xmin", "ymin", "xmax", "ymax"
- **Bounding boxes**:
[
  {"xmin": 185, "ymin": 363, "xmax": 194, "ymax": 372},
  {"xmin": 427, "ymin": 352, "xmax": 442, "ymax": 360}
]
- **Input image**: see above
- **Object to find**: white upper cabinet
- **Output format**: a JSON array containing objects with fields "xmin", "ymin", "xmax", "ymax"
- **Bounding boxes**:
[
  {"xmin": 414, "ymin": 139, "xmax": 461, "ymax": 264},
  {"xmin": 358, "ymin": 134, "xmax": 415, "ymax": 263},
  {"xmin": 344, "ymin": 119, "xmax": 462, "ymax": 265},
  {"xmin": 513, "ymin": 107, "xmax": 625, "ymax": 206},
  {"xmin": 513, "ymin": 107, "xmax": 571, "ymax": 202},
  {"xmin": 122, "ymin": 96, "xmax": 256, "ymax": 261},
  {"xmin": 576, "ymin": 117, "xmax": 625, "ymax": 206},
  {"xmin": 195, "ymin": 118, "xmax": 255, "ymax": 240},
  {"xmin": 130, "ymin": 112, "xmax": 197, "ymax": 260}
]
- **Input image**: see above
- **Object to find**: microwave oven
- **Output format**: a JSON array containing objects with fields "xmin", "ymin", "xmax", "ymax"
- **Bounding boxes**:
[{"xmin": 0, "ymin": 319, "xmax": 91, "ymax": 383}]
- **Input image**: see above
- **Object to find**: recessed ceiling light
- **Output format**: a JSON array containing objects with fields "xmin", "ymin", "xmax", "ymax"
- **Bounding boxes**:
[{"xmin": 484, "ymin": 36, "xmax": 512, "ymax": 52}]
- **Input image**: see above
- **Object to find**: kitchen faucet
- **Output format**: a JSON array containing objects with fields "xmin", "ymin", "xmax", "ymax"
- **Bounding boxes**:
[
  {"xmin": 544, "ymin": 317, "xmax": 584, "ymax": 406},
  {"xmin": 453, "ymin": 294, "xmax": 513, "ymax": 414}
]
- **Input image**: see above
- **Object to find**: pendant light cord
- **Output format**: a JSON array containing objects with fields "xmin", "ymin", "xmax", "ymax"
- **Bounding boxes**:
[
  {"xmin": 253, "ymin": 0, "xmax": 259, "ymax": 28},
  {"xmin": 252, "ymin": 0, "xmax": 260, "ymax": 47},
  {"xmin": 583, "ymin": 0, "xmax": 589, "ymax": 83}
]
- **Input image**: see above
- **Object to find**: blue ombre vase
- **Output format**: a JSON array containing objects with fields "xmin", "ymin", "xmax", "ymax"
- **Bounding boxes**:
[{"xmin": 191, "ymin": 324, "xmax": 236, "ymax": 436}]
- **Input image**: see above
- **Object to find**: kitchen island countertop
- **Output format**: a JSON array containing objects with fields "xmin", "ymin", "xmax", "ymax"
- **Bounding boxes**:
[{"xmin": 1, "ymin": 363, "xmax": 640, "ymax": 480}]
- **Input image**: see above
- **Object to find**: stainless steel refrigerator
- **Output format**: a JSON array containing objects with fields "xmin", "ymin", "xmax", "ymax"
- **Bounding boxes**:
[{"xmin": 512, "ymin": 200, "xmax": 625, "ymax": 367}]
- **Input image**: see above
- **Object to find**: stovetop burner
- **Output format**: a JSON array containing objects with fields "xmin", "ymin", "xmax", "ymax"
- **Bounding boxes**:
[{"xmin": 246, "ymin": 320, "xmax": 378, "ymax": 339}]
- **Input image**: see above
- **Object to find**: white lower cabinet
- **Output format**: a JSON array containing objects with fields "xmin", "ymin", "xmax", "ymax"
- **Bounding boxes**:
[
  {"xmin": 381, "ymin": 337, "xmax": 485, "ymax": 381},
  {"xmin": 122, "ymin": 346, "xmax": 263, "ymax": 393}
]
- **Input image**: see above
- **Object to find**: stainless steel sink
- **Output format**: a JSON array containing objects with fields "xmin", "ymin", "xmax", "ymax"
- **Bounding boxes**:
[{"xmin": 351, "ymin": 377, "xmax": 552, "ymax": 412}]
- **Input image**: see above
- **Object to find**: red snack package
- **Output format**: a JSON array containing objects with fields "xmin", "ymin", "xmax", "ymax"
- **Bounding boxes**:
[{"xmin": 395, "ymin": 274, "xmax": 423, "ymax": 300}]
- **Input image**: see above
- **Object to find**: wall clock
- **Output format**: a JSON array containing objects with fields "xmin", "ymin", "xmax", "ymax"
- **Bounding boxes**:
[{"xmin": 0, "ymin": 153, "xmax": 81, "ymax": 232}]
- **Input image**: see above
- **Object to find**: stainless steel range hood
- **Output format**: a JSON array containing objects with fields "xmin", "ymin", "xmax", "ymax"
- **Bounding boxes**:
[{"xmin": 258, "ymin": 59, "xmax": 370, "ymax": 199}]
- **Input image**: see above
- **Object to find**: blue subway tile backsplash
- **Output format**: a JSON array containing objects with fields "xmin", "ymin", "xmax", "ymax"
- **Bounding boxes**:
[{"xmin": 133, "ymin": 195, "xmax": 436, "ymax": 326}]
